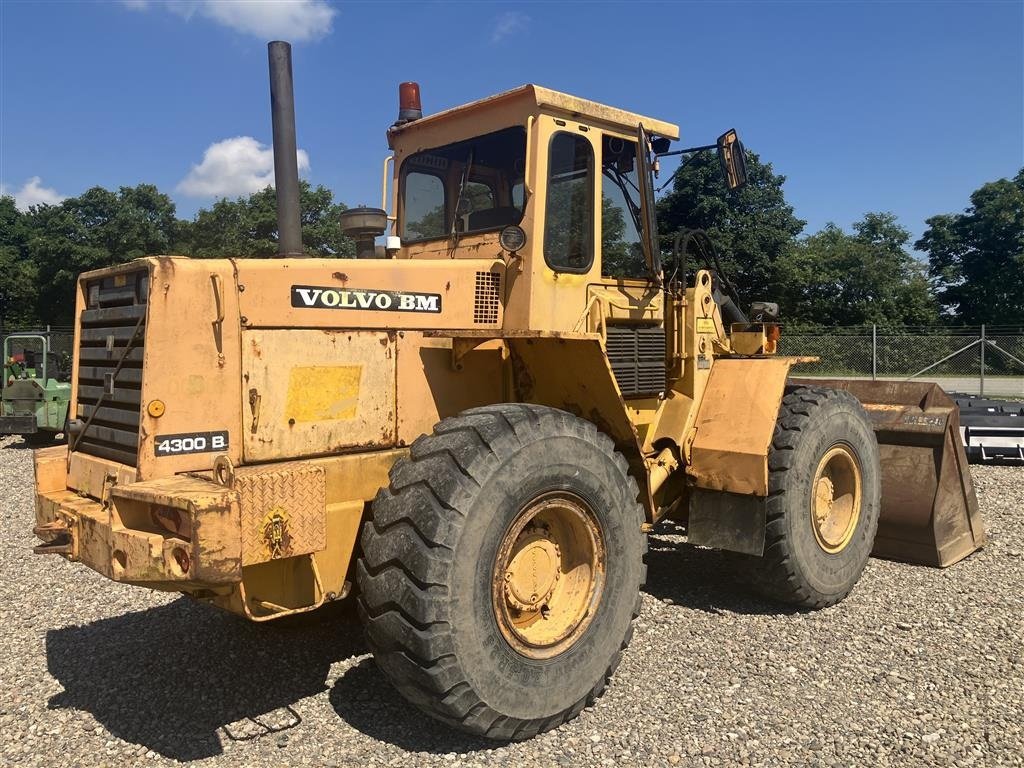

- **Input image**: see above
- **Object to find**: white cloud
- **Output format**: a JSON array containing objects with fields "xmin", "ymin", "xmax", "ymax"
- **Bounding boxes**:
[
  {"xmin": 491, "ymin": 11, "xmax": 529, "ymax": 43},
  {"xmin": 177, "ymin": 136, "xmax": 310, "ymax": 198},
  {"xmin": 0, "ymin": 177, "xmax": 66, "ymax": 211},
  {"xmin": 122, "ymin": 0, "xmax": 336, "ymax": 42}
]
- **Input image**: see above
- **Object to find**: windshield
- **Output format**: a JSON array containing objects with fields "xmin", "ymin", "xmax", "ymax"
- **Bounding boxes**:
[
  {"xmin": 401, "ymin": 126, "xmax": 526, "ymax": 242},
  {"xmin": 601, "ymin": 136, "xmax": 645, "ymax": 279}
]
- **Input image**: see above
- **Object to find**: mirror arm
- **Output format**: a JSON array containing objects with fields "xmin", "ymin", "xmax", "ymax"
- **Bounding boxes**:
[{"xmin": 655, "ymin": 143, "xmax": 716, "ymax": 158}]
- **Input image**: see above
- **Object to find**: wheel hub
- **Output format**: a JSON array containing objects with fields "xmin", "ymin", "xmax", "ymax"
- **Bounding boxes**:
[
  {"xmin": 503, "ymin": 528, "xmax": 560, "ymax": 611},
  {"xmin": 810, "ymin": 445, "xmax": 863, "ymax": 554},
  {"xmin": 492, "ymin": 493, "xmax": 605, "ymax": 659},
  {"xmin": 814, "ymin": 477, "xmax": 835, "ymax": 522}
]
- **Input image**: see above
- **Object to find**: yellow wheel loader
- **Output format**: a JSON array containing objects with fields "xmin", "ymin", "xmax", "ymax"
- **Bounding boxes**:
[{"xmin": 32, "ymin": 42, "xmax": 984, "ymax": 740}]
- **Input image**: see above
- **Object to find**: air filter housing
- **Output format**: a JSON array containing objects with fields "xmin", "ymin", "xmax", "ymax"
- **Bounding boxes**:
[{"xmin": 339, "ymin": 207, "xmax": 388, "ymax": 259}]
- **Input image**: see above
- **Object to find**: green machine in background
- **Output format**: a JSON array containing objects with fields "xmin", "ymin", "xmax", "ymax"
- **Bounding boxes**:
[{"xmin": 1, "ymin": 333, "xmax": 71, "ymax": 443}]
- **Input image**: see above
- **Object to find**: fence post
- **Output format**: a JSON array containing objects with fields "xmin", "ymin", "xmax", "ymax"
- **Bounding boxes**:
[
  {"xmin": 871, "ymin": 324, "xmax": 877, "ymax": 381},
  {"xmin": 980, "ymin": 324, "xmax": 985, "ymax": 397}
]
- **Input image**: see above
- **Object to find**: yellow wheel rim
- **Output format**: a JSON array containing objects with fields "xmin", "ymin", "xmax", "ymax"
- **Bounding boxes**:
[
  {"xmin": 492, "ymin": 492, "xmax": 605, "ymax": 659},
  {"xmin": 810, "ymin": 445, "xmax": 863, "ymax": 554}
]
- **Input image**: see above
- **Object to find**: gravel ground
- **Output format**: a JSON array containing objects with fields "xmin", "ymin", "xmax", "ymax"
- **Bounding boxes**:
[{"xmin": 2, "ymin": 435, "xmax": 1021, "ymax": 768}]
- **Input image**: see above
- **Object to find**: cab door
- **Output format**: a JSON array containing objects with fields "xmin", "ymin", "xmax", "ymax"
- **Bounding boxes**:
[{"xmin": 587, "ymin": 128, "xmax": 665, "ymax": 428}]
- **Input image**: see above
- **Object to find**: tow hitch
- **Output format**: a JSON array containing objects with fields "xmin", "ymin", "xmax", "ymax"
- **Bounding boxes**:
[{"xmin": 33, "ymin": 520, "xmax": 74, "ymax": 556}]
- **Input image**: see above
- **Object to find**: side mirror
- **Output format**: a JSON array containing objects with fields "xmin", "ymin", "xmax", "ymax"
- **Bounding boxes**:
[{"xmin": 717, "ymin": 129, "xmax": 747, "ymax": 190}]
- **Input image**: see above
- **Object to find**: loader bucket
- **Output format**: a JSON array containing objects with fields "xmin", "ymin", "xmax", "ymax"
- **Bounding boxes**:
[{"xmin": 792, "ymin": 379, "xmax": 985, "ymax": 567}]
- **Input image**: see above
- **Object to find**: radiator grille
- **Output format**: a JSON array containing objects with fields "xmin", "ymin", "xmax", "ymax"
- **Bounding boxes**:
[
  {"xmin": 473, "ymin": 271, "xmax": 502, "ymax": 324},
  {"xmin": 74, "ymin": 269, "xmax": 149, "ymax": 466},
  {"xmin": 606, "ymin": 325, "xmax": 665, "ymax": 398}
]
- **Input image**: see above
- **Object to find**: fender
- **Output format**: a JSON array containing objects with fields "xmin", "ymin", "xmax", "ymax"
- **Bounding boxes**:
[
  {"xmin": 687, "ymin": 357, "xmax": 794, "ymax": 496},
  {"xmin": 430, "ymin": 331, "xmax": 654, "ymax": 519}
]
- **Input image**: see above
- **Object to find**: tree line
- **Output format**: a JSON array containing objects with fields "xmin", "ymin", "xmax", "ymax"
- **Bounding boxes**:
[
  {"xmin": 1, "ymin": 156, "xmax": 1021, "ymax": 328},
  {"xmin": 0, "ymin": 183, "xmax": 354, "ymax": 326},
  {"xmin": 657, "ymin": 153, "xmax": 1023, "ymax": 329}
]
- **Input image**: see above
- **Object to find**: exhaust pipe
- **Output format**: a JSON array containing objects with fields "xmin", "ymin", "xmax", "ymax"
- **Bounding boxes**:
[{"xmin": 268, "ymin": 41, "xmax": 304, "ymax": 257}]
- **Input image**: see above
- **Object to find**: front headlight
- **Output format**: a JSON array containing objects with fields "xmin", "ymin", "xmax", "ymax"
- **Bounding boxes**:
[{"xmin": 499, "ymin": 225, "xmax": 527, "ymax": 254}]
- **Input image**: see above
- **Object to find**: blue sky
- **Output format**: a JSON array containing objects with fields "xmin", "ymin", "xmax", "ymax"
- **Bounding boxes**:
[{"xmin": 1, "ymin": 0, "xmax": 1021, "ymax": 244}]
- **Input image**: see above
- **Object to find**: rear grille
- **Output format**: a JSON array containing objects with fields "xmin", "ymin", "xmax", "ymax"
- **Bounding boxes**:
[
  {"xmin": 473, "ymin": 271, "xmax": 502, "ymax": 324},
  {"xmin": 74, "ymin": 270, "xmax": 149, "ymax": 465},
  {"xmin": 606, "ymin": 325, "xmax": 665, "ymax": 398}
]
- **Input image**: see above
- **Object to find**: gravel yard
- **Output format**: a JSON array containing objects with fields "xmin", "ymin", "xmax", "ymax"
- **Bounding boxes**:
[{"xmin": 2, "ymin": 435, "xmax": 1021, "ymax": 768}]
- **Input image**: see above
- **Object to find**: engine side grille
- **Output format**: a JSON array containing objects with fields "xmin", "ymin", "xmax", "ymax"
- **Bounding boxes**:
[
  {"xmin": 74, "ymin": 270, "xmax": 149, "ymax": 466},
  {"xmin": 473, "ymin": 271, "xmax": 502, "ymax": 324},
  {"xmin": 606, "ymin": 325, "xmax": 665, "ymax": 398}
]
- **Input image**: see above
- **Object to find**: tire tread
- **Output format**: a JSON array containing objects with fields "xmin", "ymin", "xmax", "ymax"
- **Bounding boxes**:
[
  {"xmin": 750, "ymin": 385, "xmax": 880, "ymax": 609},
  {"xmin": 356, "ymin": 404, "xmax": 646, "ymax": 739}
]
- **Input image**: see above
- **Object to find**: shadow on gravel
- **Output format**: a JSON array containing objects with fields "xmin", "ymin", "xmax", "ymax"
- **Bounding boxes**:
[
  {"xmin": 46, "ymin": 596, "xmax": 367, "ymax": 761},
  {"xmin": 643, "ymin": 523, "xmax": 803, "ymax": 616},
  {"xmin": 43, "ymin": 527, "xmax": 794, "ymax": 761},
  {"xmin": 1, "ymin": 436, "xmax": 58, "ymax": 450},
  {"xmin": 329, "ymin": 659, "xmax": 496, "ymax": 754},
  {"xmin": 320, "ymin": 526, "xmax": 798, "ymax": 755}
]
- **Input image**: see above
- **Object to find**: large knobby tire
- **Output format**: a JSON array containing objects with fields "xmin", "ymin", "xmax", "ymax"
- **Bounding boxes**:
[
  {"xmin": 744, "ymin": 385, "xmax": 881, "ymax": 609},
  {"xmin": 356, "ymin": 404, "xmax": 646, "ymax": 740}
]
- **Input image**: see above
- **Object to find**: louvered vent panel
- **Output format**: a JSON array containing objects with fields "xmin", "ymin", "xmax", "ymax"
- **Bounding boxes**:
[
  {"xmin": 605, "ymin": 324, "xmax": 665, "ymax": 397},
  {"xmin": 74, "ymin": 268, "xmax": 149, "ymax": 466},
  {"xmin": 473, "ymin": 271, "xmax": 502, "ymax": 324}
]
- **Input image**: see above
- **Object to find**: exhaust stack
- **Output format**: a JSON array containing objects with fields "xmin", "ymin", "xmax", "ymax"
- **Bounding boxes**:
[{"xmin": 268, "ymin": 41, "xmax": 304, "ymax": 257}]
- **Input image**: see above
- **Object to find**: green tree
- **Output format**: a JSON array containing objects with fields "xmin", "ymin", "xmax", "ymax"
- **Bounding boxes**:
[
  {"xmin": 916, "ymin": 169, "xmax": 1024, "ymax": 324},
  {"xmin": 656, "ymin": 149, "xmax": 805, "ymax": 302},
  {"xmin": 600, "ymin": 194, "xmax": 646, "ymax": 279},
  {"xmin": 0, "ymin": 195, "xmax": 39, "ymax": 326},
  {"xmin": 185, "ymin": 182, "xmax": 354, "ymax": 259},
  {"xmin": 27, "ymin": 184, "xmax": 179, "ymax": 324},
  {"xmin": 777, "ymin": 212, "xmax": 938, "ymax": 327}
]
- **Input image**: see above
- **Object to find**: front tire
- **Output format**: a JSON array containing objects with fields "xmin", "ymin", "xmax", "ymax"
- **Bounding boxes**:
[
  {"xmin": 743, "ymin": 385, "xmax": 881, "ymax": 608},
  {"xmin": 356, "ymin": 404, "xmax": 646, "ymax": 740}
]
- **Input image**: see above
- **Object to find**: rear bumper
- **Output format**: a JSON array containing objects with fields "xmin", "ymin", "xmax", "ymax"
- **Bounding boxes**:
[
  {"xmin": 33, "ymin": 447, "xmax": 242, "ymax": 588},
  {"xmin": 0, "ymin": 415, "xmax": 37, "ymax": 434}
]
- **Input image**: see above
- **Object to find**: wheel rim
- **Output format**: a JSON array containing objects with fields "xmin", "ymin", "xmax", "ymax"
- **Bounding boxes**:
[
  {"xmin": 810, "ymin": 444, "xmax": 863, "ymax": 554},
  {"xmin": 492, "ymin": 492, "xmax": 605, "ymax": 659}
]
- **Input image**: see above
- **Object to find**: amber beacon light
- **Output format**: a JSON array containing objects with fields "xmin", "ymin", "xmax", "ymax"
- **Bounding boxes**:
[{"xmin": 397, "ymin": 81, "xmax": 422, "ymax": 124}]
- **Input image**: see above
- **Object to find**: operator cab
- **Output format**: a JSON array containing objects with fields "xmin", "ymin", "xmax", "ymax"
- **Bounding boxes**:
[{"xmin": 386, "ymin": 84, "xmax": 685, "ymax": 334}]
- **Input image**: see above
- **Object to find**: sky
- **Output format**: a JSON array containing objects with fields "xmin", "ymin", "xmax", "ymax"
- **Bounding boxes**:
[{"xmin": 1, "ymin": 0, "xmax": 1022, "ymax": 245}]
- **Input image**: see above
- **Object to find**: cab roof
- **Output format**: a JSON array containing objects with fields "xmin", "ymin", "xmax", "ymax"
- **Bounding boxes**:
[{"xmin": 389, "ymin": 84, "xmax": 680, "ymax": 141}]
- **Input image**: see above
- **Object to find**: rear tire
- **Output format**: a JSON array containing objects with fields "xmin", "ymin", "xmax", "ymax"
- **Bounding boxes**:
[
  {"xmin": 743, "ymin": 385, "xmax": 881, "ymax": 608},
  {"xmin": 356, "ymin": 404, "xmax": 646, "ymax": 740}
]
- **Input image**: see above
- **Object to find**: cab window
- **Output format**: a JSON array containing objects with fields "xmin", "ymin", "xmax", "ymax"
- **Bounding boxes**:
[
  {"xmin": 544, "ymin": 132, "xmax": 594, "ymax": 273},
  {"xmin": 400, "ymin": 127, "xmax": 526, "ymax": 242},
  {"xmin": 404, "ymin": 172, "xmax": 445, "ymax": 240},
  {"xmin": 601, "ymin": 136, "xmax": 646, "ymax": 279}
]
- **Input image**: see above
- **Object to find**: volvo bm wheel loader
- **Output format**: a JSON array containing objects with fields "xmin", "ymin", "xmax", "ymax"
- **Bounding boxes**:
[{"xmin": 31, "ymin": 42, "xmax": 985, "ymax": 740}]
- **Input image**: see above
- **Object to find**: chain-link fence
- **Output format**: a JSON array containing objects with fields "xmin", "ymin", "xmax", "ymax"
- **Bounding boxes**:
[
  {"xmin": 778, "ymin": 325, "xmax": 1024, "ymax": 398},
  {"xmin": 4, "ymin": 323, "xmax": 1022, "ymax": 397}
]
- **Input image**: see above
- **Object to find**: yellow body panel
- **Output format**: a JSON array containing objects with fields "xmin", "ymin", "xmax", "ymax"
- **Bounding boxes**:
[
  {"xmin": 395, "ymin": 332, "xmax": 505, "ymax": 445},
  {"xmin": 241, "ymin": 329, "xmax": 397, "ymax": 462},
  {"xmin": 688, "ymin": 357, "xmax": 793, "ymax": 496},
  {"xmin": 285, "ymin": 366, "xmax": 362, "ymax": 422}
]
